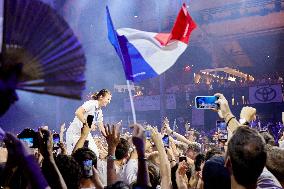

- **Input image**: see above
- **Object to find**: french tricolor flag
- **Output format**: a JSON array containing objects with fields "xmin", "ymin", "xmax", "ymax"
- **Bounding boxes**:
[{"xmin": 107, "ymin": 4, "xmax": 197, "ymax": 82}]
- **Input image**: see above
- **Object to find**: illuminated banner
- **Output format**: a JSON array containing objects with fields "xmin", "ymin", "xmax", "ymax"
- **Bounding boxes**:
[
  {"xmin": 124, "ymin": 94, "xmax": 176, "ymax": 111},
  {"xmin": 249, "ymin": 84, "xmax": 283, "ymax": 104}
]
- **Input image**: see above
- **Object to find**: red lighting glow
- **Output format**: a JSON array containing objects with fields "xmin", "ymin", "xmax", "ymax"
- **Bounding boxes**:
[{"xmin": 184, "ymin": 65, "xmax": 191, "ymax": 72}]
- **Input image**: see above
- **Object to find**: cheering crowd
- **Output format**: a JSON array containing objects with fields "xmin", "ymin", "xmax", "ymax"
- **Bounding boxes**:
[{"xmin": 0, "ymin": 90, "xmax": 284, "ymax": 189}]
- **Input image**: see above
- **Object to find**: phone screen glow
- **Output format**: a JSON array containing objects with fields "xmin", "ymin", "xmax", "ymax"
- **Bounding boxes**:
[
  {"xmin": 216, "ymin": 121, "xmax": 228, "ymax": 140},
  {"xmin": 195, "ymin": 96, "xmax": 218, "ymax": 109},
  {"xmin": 20, "ymin": 138, "xmax": 34, "ymax": 147}
]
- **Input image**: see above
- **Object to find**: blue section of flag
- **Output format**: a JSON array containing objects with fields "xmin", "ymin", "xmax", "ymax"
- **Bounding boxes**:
[
  {"xmin": 106, "ymin": 7, "xmax": 129, "ymax": 77},
  {"xmin": 106, "ymin": 7, "xmax": 157, "ymax": 82}
]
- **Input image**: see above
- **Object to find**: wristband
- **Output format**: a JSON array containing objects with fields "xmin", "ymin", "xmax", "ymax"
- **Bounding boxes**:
[
  {"xmin": 106, "ymin": 155, "xmax": 116, "ymax": 161},
  {"xmin": 226, "ymin": 116, "xmax": 236, "ymax": 126}
]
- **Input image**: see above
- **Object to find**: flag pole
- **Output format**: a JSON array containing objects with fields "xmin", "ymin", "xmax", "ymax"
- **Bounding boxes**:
[{"xmin": 126, "ymin": 80, "xmax": 137, "ymax": 124}]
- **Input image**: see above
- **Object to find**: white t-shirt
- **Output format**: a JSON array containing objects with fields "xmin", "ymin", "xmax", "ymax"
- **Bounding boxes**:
[
  {"xmin": 257, "ymin": 167, "xmax": 282, "ymax": 189},
  {"xmin": 79, "ymin": 100, "xmax": 103, "ymax": 124},
  {"xmin": 66, "ymin": 100, "xmax": 103, "ymax": 157},
  {"xmin": 97, "ymin": 159, "xmax": 138, "ymax": 186}
]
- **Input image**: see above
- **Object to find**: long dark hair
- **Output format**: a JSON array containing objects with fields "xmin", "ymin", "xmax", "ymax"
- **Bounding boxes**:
[{"xmin": 91, "ymin": 89, "xmax": 111, "ymax": 100}]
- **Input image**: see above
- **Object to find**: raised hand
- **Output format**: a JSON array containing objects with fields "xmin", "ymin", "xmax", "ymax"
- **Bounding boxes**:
[
  {"xmin": 58, "ymin": 142, "xmax": 67, "ymax": 155},
  {"xmin": 162, "ymin": 117, "xmax": 172, "ymax": 135},
  {"xmin": 34, "ymin": 150, "xmax": 44, "ymax": 165},
  {"xmin": 0, "ymin": 147, "xmax": 7, "ymax": 163},
  {"xmin": 163, "ymin": 117, "xmax": 169, "ymax": 126},
  {"xmin": 102, "ymin": 124, "xmax": 121, "ymax": 152},
  {"xmin": 131, "ymin": 124, "xmax": 145, "ymax": 156},
  {"xmin": 176, "ymin": 161, "xmax": 191, "ymax": 189},
  {"xmin": 150, "ymin": 127, "xmax": 164, "ymax": 148},
  {"xmin": 240, "ymin": 106, "xmax": 256, "ymax": 123},
  {"xmin": 214, "ymin": 93, "xmax": 232, "ymax": 119},
  {"xmin": 81, "ymin": 124, "xmax": 91, "ymax": 138},
  {"xmin": 184, "ymin": 121, "xmax": 190, "ymax": 131},
  {"xmin": 38, "ymin": 128, "xmax": 53, "ymax": 159},
  {"xmin": 162, "ymin": 117, "xmax": 170, "ymax": 129},
  {"xmin": 60, "ymin": 123, "xmax": 66, "ymax": 134},
  {"xmin": 92, "ymin": 166, "xmax": 104, "ymax": 189},
  {"xmin": 59, "ymin": 123, "xmax": 66, "ymax": 143},
  {"xmin": 177, "ymin": 161, "xmax": 188, "ymax": 176}
]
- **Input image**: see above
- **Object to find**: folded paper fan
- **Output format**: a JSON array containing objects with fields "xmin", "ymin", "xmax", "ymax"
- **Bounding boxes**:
[{"xmin": 0, "ymin": 0, "xmax": 86, "ymax": 116}]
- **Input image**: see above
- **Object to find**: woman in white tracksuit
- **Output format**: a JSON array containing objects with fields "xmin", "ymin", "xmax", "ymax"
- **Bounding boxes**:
[{"xmin": 66, "ymin": 89, "xmax": 111, "ymax": 157}]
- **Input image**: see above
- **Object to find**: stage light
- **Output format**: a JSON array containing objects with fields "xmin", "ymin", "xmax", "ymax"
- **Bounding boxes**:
[{"xmin": 228, "ymin": 76, "xmax": 236, "ymax": 81}]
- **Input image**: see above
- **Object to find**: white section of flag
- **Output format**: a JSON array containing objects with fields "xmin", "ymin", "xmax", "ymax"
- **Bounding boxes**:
[{"xmin": 117, "ymin": 28, "xmax": 187, "ymax": 74}]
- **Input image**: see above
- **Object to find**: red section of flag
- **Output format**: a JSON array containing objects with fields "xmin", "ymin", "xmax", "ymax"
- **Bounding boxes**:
[
  {"xmin": 170, "ymin": 3, "xmax": 197, "ymax": 44},
  {"xmin": 154, "ymin": 3, "xmax": 197, "ymax": 45}
]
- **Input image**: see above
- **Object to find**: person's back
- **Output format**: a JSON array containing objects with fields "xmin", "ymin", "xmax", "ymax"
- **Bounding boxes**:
[
  {"xmin": 225, "ymin": 126, "xmax": 267, "ymax": 189},
  {"xmin": 257, "ymin": 167, "xmax": 282, "ymax": 189},
  {"xmin": 266, "ymin": 145, "xmax": 284, "ymax": 188}
]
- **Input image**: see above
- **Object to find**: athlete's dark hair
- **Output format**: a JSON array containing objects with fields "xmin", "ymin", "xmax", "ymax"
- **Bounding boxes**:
[{"xmin": 91, "ymin": 89, "xmax": 111, "ymax": 100}]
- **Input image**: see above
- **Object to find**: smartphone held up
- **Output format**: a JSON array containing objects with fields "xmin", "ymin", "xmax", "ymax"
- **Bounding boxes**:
[
  {"xmin": 83, "ymin": 159, "xmax": 93, "ymax": 178},
  {"xmin": 195, "ymin": 96, "xmax": 219, "ymax": 109},
  {"xmin": 53, "ymin": 133, "xmax": 60, "ymax": 149},
  {"xmin": 162, "ymin": 134, "xmax": 170, "ymax": 148},
  {"xmin": 216, "ymin": 120, "xmax": 228, "ymax": 142},
  {"xmin": 17, "ymin": 128, "xmax": 38, "ymax": 148}
]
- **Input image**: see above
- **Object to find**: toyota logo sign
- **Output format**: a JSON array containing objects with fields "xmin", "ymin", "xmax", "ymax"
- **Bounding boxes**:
[{"xmin": 254, "ymin": 86, "xmax": 276, "ymax": 102}]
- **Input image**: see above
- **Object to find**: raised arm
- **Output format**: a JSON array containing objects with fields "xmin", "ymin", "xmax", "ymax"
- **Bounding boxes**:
[
  {"xmin": 101, "ymin": 124, "xmax": 121, "ymax": 186},
  {"xmin": 131, "ymin": 124, "xmax": 150, "ymax": 187},
  {"xmin": 59, "ymin": 123, "xmax": 66, "ymax": 143},
  {"xmin": 4, "ymin": 133, "xmax": 50, "ymax": 189},
  {"xmin": 163, "ymin": 118, "xmax": 195, "ymax": 145},
  {"xmin": 72, "ymin": 124, "xmax": 91, "ymax": 154},
  {"xmin": 240, "ymin": 106, "xmax": 257, "ymax": 125},
  {"xmin": 38, "ymin": 129, "xmax": 67, "ymax": 189},
  {"xmin": 176, "ymin": 161, "xmax": 189, "ymax": 189},
  {"xmin": 151, "ymin": 128, "xmax": 172, "ymax": 189},
  {"xmin": 169, "ymin": 136, "xmax": 179, "ymax": 158},
  {"xmin": 92, "ymin": 167, "xmax": 104, "ymax": 189},
  {"xmin": 215, "ymin": 93, "xmax": 240, "ymax": 133}
]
